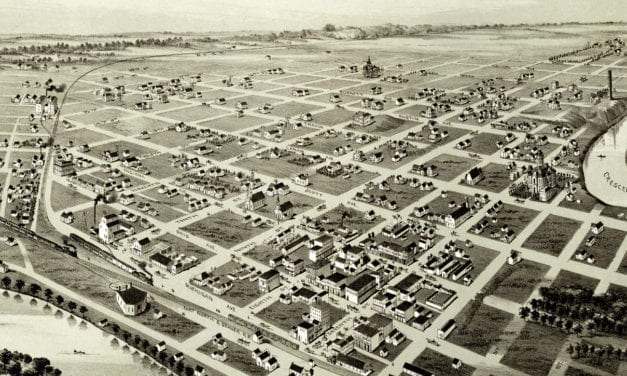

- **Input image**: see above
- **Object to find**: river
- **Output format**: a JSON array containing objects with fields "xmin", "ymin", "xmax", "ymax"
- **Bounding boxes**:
[
  {"xmin": 583, "ymin": 116, "xmax": 627, "ymax": 208},
  {"xmin": 0, "ymin": 291, "xmax": 162, "ymax": 376}
]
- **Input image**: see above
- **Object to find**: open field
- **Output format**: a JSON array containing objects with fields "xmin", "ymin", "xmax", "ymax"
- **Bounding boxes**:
[
  {"xmin": 573, "ymin": 227, "xmax": 626, "ymax": 269},
  {"xmin": 424, "ymin": 153, "xmax": 478, "ymax": 181},
  {"xmin": 198, "ymin": 338, "xmax": 268, "ymax": 376},
  {"xmin": 501, "ymin": 322, "xmax": 568, "ymax": 376},
  {"xmin": 182, "ymin": 210, "xmax": 268, "ymax": 249},
  {"xmin": 410, "ymin": 348, "xmax": 476, "ymax": 376},
  {"xmin": 521, "ymin": 214, "xmax": 583, "ymax": 256},
  {"xmin": 472, "ymin": 203, "xmax": 540, "ymax": 243},
  {"xmin": 483, "ymin": 259, "xmax": 550, "ymax": 304},
  {"xmin": 449, "ymin": 301, "xmax": 514, "ymax": 356},
  {"xmin": 50, "ymin": 181, "xmax": 92, "ymax": 213},
  {"xmin": 473, "ymin": 162, "xmax": 514, "ymax": 193},
  {"xmin": 551, "ymin": 269, "xmax": 599, "ymax": 291}
]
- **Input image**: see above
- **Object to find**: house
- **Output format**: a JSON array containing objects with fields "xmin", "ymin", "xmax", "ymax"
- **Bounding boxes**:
[
  {"xmin": 258, "ymin": 269, "xmax": 280, "ymax": 293},
  {"xmin": 507, "ymin": 250, "xmax": 522, "ymax": 265},
  {"xmin": 335, "ymin": 354, "xmax": 372, "ymax": 376},
  {"xmin": 292, "ymin": 174, "xmax": 309, "ymax": 186},
  {"xmin": 402, "ymin": 363, "xmax": 434, "ymax": 376},
  {"xmin": 465, "ymin": 167, "xmax": 484, "ymax": 185},
  {"xmin": 245, "ymin": 191, "xmax": 266, "ymax": 211},
  {"xmin": 60, "ymin": 211, "xmax": 74, "ymax": 224},
  {"xmin": 591, "ymin": 221, "xmax": 604, "ymax": 235},
  {"xmin": 444, "ymin": 205, "xmax": 472, "ymax": 229},
  {"xmin": 352, "ymin": 314, "xmax": 393, "ymax": 353},
  {"xmin": 115, "ymin": 285, "xmax": 147, "ymax": 316},
  {"xmin": 289, "ymin": 363, "xmax": 313, "ymax": 376},
  {"xmin": 194, "ymin": 365, "xmax": 206, "ymax": 376},
  {"xmin": 211, "ymin": 350, "xmax": 227, "ymax": 362},
  {"xmin": 353, "ymin": 111, "xmax": 375, "ymax": 127}
]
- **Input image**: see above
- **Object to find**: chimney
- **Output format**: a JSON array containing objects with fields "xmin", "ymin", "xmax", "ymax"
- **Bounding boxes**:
[{"xmin": 608, "ymin": 70, "xmax": 614, "ymax": 100}]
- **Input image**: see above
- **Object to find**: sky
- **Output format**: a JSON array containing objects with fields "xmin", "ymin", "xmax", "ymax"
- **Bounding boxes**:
[{"xmin": 0, "ymin": 0, "xmax": 625, "ymax": 35}]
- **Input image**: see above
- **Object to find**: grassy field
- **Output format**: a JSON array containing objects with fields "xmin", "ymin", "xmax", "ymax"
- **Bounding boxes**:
[
  {"xmin": 311, "ymin": 108, "xmax": 356, "ymax": 126},
  {"xmin": 198, "ymin": 113, "xmax": 270, "ymax": 132},
  {"xmin": 50, "ymin": 181, "xmax": 92, "ymax": 213},
  {"xmin": 521, "ymin": 215, "xmax": 582, "ymax": 256},
  {"xmin": 473, "ymin": 162, "xmax": 514, "ymax": 193},
  {"xmin": 315, "ymin": 205, "xmax": 384, "ymax": 234},
  {"xmin": 182, "ymin": 210, "xmax": 268, "ymax": 249},
  {"xmin": 472, "ymin": 203, "xmax": 540, "ymax": 243},
  {"xmin": 345, "ymin": 114, "xmax": 420, "ymax": 137},
  {"xmin": 424, "ymin": 153, "xmax": 478, "ymax": 181},
  {"xmin": 308, "ymin": 169, "xmax": 379, "ymax": 195},
  {"xmin": 449, "ymin": 300, "xmax": 514, "ymax": 356},
  {"xmin": 551, "ymin": 269, "xmax": 599, "ymax": 291},
  {"xmin": 558, "ymin": 185, "xmax": 600, "ymax": 213},
  {"xmin": 153, "ymin": 233, "xmax": 216, "ymax": 262},
  {"xmin": 573, "ymin": 227, "xmax": 626, "ymax": 269},
  {"xmin": 501, "ymin": 322, "xmax": 569, "ymax": 376},
  {"xmin": 410, "ymin": 348, "xmax": 476, "ymax": 376},
  {"xmin": 466, "ymin": 132, "xmax": 509, "ymax": 155},
  {"xmin": 483, "ymin": 259, "xmax": 550, "ymax": 304},
  {"xmin": 198, "ymin": 338, "xmax": 268, "ymax": 376},
  {"xmin": 160, "ymin": 104, "xmax": 229, "ymax": 122}
]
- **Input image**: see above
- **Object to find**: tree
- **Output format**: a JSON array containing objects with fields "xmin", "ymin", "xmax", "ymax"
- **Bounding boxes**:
[
  {"xmin": 112, "ymin": 323, "xmax": 120, "ymax": 334},
  {"xmin": 44, "ymin": 288, "xmax": 53, "ymax": 300},
  {"xmin": 29, "ymin": 283, "xmax": 41, "ymax": 296},
  {"xmin": 185, "ymin": 367, "xmax": 195, "ymax": 376},
  {"xmin": 566, "ymin": 344, "xmax": 574, "ymax": 357},
  {"xmin": 519, "ymin": 306, "xmax": 530, "ymax": 321},
  {"xmin": 79, "ymin": 305, "xmax": 88, "ymax": 317},
  {"xmin": 1, "ymin": 349, "xmax": 12, "ymax": 367},
  {"xmin": 14, "ymin": 279, "xmax": 25, "ymax": 291},
  {"xmin": 55, "ymin": 295, "xmax": 64, "ymax": 306},
  {"xmin": 1, "ymin": 276, "xmax": 10, "ymax": 289},
  {"xmin": 67, "ymin": 301, "xmax": 77, "ymax": 312},
  {"xmin": 573, "ymin": 325, "xmax": 582, "ymax": 337},
  {"xmin": 323, "ymin": 24, "xmax": 336, "ymax": 32},
  {"xmin": 7, "ymin": 362, "xmax": 21, "ymax": 376},
  {"xmin": 32, "ymin": 357, "xmax": 50, "ymax": 373},
  {"xmin": 565, "ymin": 319, "xmax": 574, "ymax": 333}
]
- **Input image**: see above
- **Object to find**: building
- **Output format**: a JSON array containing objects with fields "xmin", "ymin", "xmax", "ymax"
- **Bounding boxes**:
[
  {"xmin": 132, "ymin": 237, "xmax": 151, "ymax": 255},
  {"xmin": 115, "ymin": 285, "xmax": 147, "ymax": 316},
  {"xmin": 53, "ymin": 157, "xmax": 75, "ymax": 176},
  {"xmin": 352, "ymin": 314, "xmax": 393, "ymax": 352},
  {"xmin": 525, "ymin": 164, "xmax": 559, "ymax": 202},
  {"xmin": 275, "ymin": 201, "xmax": 294, "ymax": 220},
  {"xmin": 444, "ymin": 205, "xmax": 472, "ymax": 229},
  {"xmin": 345, "ymin": 274, "xmax": 377, "ymax": 304},
  {"xmin": 295, "ymin": 303, "xmax": 331, "ymax": 344},
  {"xmin": 465, "ymin": 167, "xmax": 484, "ymax": 185},
  {"xmin": 336, "ymin": 354, "xmax": 372, "ymax": 376},
  {"xmin": 98, "ymin": 214, "xmax": 134, "ymax": 244},
  {"xmin": 258, "ymin": 269, "xmax": 280, "ymax": 293},
  {"xmin": 308, "ymin": 234, "xmax": 334, "ymax": 262},
  {"xmin": 246, "ymin": 191, "xmax": 266, "ymax": 211},
  {"xmin": 353, "ymin": 111, "xmax": 375, "ymax": 127},
  {"xmin": 402, "ymin": 363, "xmax": 434, "ymax": 376},
  {"xmin": 438, "ymin": 319, "xmax": 456, "ymax": 339},
  {"xmin": 362, "ymin": 56, "xmax": 381, "ymax": 79}
]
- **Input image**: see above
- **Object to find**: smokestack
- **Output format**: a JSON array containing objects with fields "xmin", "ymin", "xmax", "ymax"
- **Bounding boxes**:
[{"xmin": 608, "ymin": 70, "xmax": 614, "ymax": 100}]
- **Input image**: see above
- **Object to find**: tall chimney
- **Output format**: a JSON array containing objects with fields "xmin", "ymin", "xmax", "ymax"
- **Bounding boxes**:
[{"xmin": 608, "ymin": 69, "xmax": 614, "ymax": 100}]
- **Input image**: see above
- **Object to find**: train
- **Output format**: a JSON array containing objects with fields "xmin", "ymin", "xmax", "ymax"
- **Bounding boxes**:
[
  {"xmin": 69, "ymin": 233, "xmax": 153, "ymax": 285},
  {"xmin": 0, "ymin": 217, "xmax": 77, "ymax": 257}
]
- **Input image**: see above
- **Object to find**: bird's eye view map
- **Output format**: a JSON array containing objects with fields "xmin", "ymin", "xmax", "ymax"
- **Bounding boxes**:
[{"xmin": 0, "ymin": 1, "xmax": 626, "ymax": 376}]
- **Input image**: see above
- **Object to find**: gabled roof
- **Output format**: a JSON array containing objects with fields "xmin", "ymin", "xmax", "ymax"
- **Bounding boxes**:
[{"xmin": 116, "ymin": 286, "xmax": 147, "ymax": 305}]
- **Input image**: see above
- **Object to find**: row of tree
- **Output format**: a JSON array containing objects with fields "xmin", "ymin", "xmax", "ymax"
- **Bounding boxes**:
[
  {"xmin": 0, "ymin": 37, "xmax": 189, "ymax": 56},
  {"xmin": 566, "ymin": 341, "xmax": 624, "ymax": 364},
  {"xmin": 0, "ymin": 348, "xmax": 60, "ymax": 376},
  {"xmin": 1, "ymin": 276, "xmax": 204, "ymax": 376}
]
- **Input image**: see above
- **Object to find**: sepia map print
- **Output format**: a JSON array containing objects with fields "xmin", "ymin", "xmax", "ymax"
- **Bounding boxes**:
[{"xmin": 0, "ymin": 1, "xmax": 626, "ymax": 375}]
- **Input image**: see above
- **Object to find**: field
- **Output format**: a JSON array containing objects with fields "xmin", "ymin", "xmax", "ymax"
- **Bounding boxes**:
[
  {"xmin": 409, "ymin": 348, "xmax": 476, "ymax": 376},
  {"xmin": 197, "ymin": 113, "xmax": 270, "ymax": 132},
  {"xmin": 198, "ymin": 338, "xmax": 268, "ymax": 376},
  {"xmin": 472, "ymin": 203, "xmax": 540, "ymax": 242},
  {"xmin": 232, "ymin": 151, "xmax": 321, "ymax": 179},
  {"xmin": 308, "ymin": 169, "xmax": 380, "ymax": 196},
  {"xmin": 448, "ymin": 301, "xmax": 514, "ymax": 356},
  {"xmin": 473, "ymin": 162, "xmax": 514, "ymax": 193},
  {"xmin": 483, "ymin": 259, "xmax": 550, "ymax": 304},
  {"xmin": 521, "ymin": 215, "xmax": 583, "ymax": 256},
  {"xmin": 49, "ymin": 181, "xmax": 92, "ymax": 213},
  {"xmin": 315, "ymin": 205, "xmax": 384, "ymax": 234},
  {"xmin": 345, "ymin": 115, "xmax": 420, "ymax": 137},
  {"xmin": 242, "ymin": 191, "xmax": 322, "ymax": 220},
  {"xmin": 182, "ymin": 210, "xmax": 268, "ymax": 249},
  {"xmin": 501, "ymin": 322, "xmax": 569, "ymax": 376},
  {"xmin": 466, "ymin": 132, "xmax": 509, "ymax": 155},
  {"xmin": 558, "ymin": 184, "xmax": 600, "ymax": 212},
  {"xmin": 424, "ymin": 153, "xmax": 478, "ymax": 181},
  {"xmin": 573, "ymin": 227, "xmax": 626, "ymax": 269},
  {"xmin": 551, "ymin": 269, "xmax": 599, "ymax": 291}
]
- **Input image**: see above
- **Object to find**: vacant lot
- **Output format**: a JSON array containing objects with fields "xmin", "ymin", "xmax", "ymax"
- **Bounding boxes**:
[
  {"xmin": 100, "ymin": 116, "xmax": 172, "ymax": 137},
  {"xmin": 50, "ymin": 181, "xmax": 92, "ymax": 213},
  {"xmin": 522, "ymin": 215, "xmax": 582, "ymax": 256},
  {"xmin": 270, "ymin": 101, "xmax": 325, "ymax": 118},
  {"xmin": 551, "ymin": 269, "xmax": 599, "ymax": 291},
  {"xmin": 484, "ymin": 259, "xmax": 550, "ymax": 304},
  {"xmin": 160, "ymin": 104, "xmax": 229, "ymax": 122},
  {"xmin": 466, "ymin": 132, "xmax": 509, "ymax": 155},
  {"xmin": 449, "ymin": 301, "xmax": 514, "ymax": 356},
  {"xmin": 243, "ymin": 191, "xmax": 322, "ymax": 220},
  {"xmin": 198, "ymin": 113, "xmax": 270, "ymax": 132},
  {"xmin": 316, "ymin": 205, "xmax": 384, "ymax": 234},
  {"xmin": 66, "ymin": 108, "xmax": 134, "ymax": 124},
  {"xmin": 558, "ymin": 185, "xmax": 599, "ymax": 213},
  {"xmin": 312, "ymin": 108, "xmax": 356, "ymax": 126},
  {"xmin": 346, "ymin": 114, "xmax": 420, "ymax": 137},
  {"xmin": 232, "ymin": 152, "xmax": 320, "ymax": 179},
  {"xmin": 501, "ymin": 322, "xmax": 568, "ymax": 376},
  {"xmin": 183, "ymin": 210, "xmax": 268, "ymax": 249},
  {"xmin": 308, "ymin": 169, "xmax": 379, "ymax": 196},
  {"xmin": 424, "ymin": 153, "xmax": 478, "ymax": 181},
  {"xmin": 573, "ymin": 227, "xmax": 626, "ymax": 269},
  {"xmin": 474, "ymin": 163, "xmax": 514, "ymax": 193},
  {"xmin": 410, "ymin": 348, "xmax": 476, "ymax": 376}
]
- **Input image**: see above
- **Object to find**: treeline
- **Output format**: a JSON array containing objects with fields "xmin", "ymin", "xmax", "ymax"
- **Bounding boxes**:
[
  {"xmin": 0, "ymin": 37, "xmax": 191, "ymax": 56},
  {"xmin": 232, "ymin": 21, "xmax": 626, "ymax": 41},
  {"xmin": 0, "ymin": 348, "xmax": 61, "ymax": 376}
]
